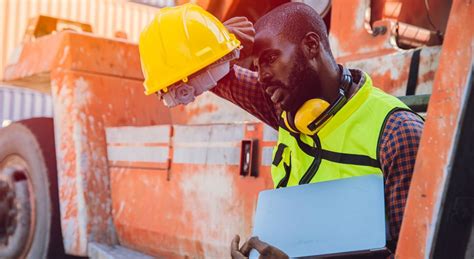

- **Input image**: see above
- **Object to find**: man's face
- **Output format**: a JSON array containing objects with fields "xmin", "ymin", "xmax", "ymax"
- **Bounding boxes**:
[{"xmin": 253, "ymin": 34, "xmax": 320, "ymax": 114}]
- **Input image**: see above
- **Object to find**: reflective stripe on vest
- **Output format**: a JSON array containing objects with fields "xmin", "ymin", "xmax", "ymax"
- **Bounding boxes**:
[{"xmin": 271, "ymin": 73, "xmax": 414, "ymax": 188}]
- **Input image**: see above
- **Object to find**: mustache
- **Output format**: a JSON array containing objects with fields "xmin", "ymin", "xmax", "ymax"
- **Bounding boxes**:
[{"xmin": 261, "ymin": 80, "xmax": 287, "ymax": 90}]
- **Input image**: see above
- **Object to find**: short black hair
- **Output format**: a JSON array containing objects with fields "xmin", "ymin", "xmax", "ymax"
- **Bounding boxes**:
[{"xmin": 255, "ymin": 2, "xmax": 331, "ymax": 52}]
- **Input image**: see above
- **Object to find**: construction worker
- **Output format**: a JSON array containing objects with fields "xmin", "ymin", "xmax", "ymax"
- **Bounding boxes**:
[{"xmin": 139, "ymin": 3, "xmax": 424, "ymax": 258}]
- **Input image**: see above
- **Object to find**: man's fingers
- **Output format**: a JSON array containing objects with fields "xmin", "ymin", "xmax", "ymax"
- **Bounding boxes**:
[
  {"xmin": 226, "ymin": 20, "xmax": 254, "ymax": 28},
  {"xmin": 239, "ymin": 238, "xmax": 252, "ymax": 256},
  {"xmin": 231, "ymin": 235, "xmax": 240, "ymax": 251},
  {"xmin": 232, "ymin": 30, "xmax": 254, "ymax": 43},
  {"xmin": 231, "ymin": 235, "xmax": 246, "ymax": 259},
  {"xmin": 239, "ymin": 236, "xmax": 270, "ymax": 256},
  {"xmin": 223, "ymin": 16, "xmax": 248, "ymax": 24},
  {"xmin": 231, "ymin": 29, "xmax": 255, "ymax": 44},
  {"xmin": 226, "ymin": 23, "xmax": 255, "ymax": 37},
  {"xmin": 223, "ymin": 16, "xmax": 250, "ymax": 26},
  {"xmin": 233, "ymin": 27, "xmax": 256, "ymax": 36},
  {"xmin": 241, "ymin": 236, "xmax": 289, "ymax": 258},
  {"xmin": 248, "ymin": 236, "xmax": 272, "ymax": 255},
  {"xmin": 223, "ymin": 16, "xmax": 255, "ymax": 58}
]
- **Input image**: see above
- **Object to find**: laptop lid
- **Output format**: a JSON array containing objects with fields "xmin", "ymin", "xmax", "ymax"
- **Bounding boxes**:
[{"xmin": 250, "ymin": 174, "xmax": 386, "ymax": 258}]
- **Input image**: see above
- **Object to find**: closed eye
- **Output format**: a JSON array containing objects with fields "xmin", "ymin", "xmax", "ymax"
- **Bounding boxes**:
[
  {"xmin": 267, "ymin": 53, "xmax": 278, "ymax": 64},
  {"xmin": 258, "ymin": 50, "xmax": 281, "ymax": 67}
]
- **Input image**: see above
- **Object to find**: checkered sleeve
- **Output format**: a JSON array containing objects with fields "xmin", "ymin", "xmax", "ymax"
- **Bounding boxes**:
[
  {"xmin": 379, "ymin": 110, "xmax": 424, "ymax": 250},
  {"xmin": 211, "ymin": 65, "xmax": 279, "ymax": 129}
]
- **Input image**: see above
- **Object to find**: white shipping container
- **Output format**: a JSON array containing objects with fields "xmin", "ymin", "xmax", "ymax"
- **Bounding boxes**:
[{"xmin": 0, "ymin": 84, "xmax": 53, "ymax": 127}]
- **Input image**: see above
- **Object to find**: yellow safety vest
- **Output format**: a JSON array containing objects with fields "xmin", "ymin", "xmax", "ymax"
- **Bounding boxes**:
[{"xmin": 271, "ymin": 73, "xmax": 415, "ymax": 188}]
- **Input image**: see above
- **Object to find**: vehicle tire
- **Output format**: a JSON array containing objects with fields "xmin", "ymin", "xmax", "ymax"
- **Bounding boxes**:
[{"xmin": 0, "ymin": 118, "xmax": 66, "ymax": 259}]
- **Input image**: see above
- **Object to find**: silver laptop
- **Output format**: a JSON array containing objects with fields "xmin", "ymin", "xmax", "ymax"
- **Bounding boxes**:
[{"xmin": 250, "ymin": 174, "xmax": 387, "ymax": 258}]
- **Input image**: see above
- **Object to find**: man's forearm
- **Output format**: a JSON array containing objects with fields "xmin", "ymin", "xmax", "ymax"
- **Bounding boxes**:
[{"xmin": 211, "ymin": 65, "xmax": 279, "ymax": 129}]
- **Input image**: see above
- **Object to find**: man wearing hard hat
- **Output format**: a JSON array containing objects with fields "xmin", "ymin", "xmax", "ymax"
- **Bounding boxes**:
[{"xmin": 139, "ymin": 3, "xmax": 424, "ymax": 258}]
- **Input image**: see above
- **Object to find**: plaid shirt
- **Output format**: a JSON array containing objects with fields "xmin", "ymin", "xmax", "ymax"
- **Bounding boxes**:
[{"xmin": 211, "ymin": 65, "xmax": 424, "ymax": 251}]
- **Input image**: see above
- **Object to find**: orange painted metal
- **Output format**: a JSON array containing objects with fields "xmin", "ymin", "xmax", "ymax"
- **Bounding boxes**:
[
  {"xmin": 4, "ymin": 31, "xmax": 172, "ymax": 256},
  {"xmin": 330, "ymin": 0, "xmax": 442, "ymax": 96},
  {"xmin": 396, "ymin": 0, "xmax": 474, "ymax": 257},
  {"xmin": 175, "ymin": 0, "xmax": 289, "ymax": 22},
  {"xmin": 110, "ymin": 165, "xmax": 271, "ymax": 257},
  {"xmin": 330, "ymin": 0, "xmax": 399, "ymax": 62},
  {"xmin": 1, "ymin": 1, "xmax": 465, "ymax": 257},
  {"xmin": 176, "ymin": 0, "xmax": 239, "ymax": 21},
  {"xmin": 103, "ymin": 1, "xmax": 444, "ymax": 256},
  {"xmin": 345, "ymin": 46, "xmax": 440, "ymax": 95},
  {"xmin": 3, "ymin": 28, "xmax": 273, "ymax": 257},
  {"xmin": 370, "ymin": 0, "xmax": 452, "ymax": 37},
  {"xmin": 108, "ymin": 123, "xmax": 275, "ymax": 257},
  {"xmin": 0, "ymin": 0, "xmax": 159, "ymax": 81},
  {"xmin": 24, "ymin": 16, "xmax": 93, "ymax": 42},
  {"xmin": 367, "ymin": 0, "xmax": 452, "ymax": 48}
]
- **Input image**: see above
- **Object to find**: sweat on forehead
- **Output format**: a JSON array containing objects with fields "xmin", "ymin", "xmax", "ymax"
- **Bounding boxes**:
[{"xmin": 254, "ymin": 2, "xmax": 329, "ymax": 49}]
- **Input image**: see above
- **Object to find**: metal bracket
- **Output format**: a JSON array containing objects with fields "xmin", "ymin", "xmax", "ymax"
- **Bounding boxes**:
[
  {"xmin": 397, "ymin": 94, "xmax": 431, "ymax": 113},
  {"xmin": 239, "ymin": 139, "xmax": 259, "ymax": 177}
]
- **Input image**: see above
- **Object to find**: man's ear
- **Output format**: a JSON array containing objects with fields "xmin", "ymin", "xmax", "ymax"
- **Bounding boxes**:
[{"xmin": 301, "ymin": 32, "xmax": 320, "ymax": 59}]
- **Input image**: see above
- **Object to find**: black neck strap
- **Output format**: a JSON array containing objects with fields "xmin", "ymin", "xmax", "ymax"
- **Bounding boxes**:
[{"xmin": 307, "ymin": 65, "xmax": 353, "ymax": 132}]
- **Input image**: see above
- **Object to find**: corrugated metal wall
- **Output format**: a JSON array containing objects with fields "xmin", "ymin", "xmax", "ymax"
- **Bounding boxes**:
[
  {"xmin": 0, "ymin": 0, "xmax": 170, "ymax": 80},
  {"xmin": 0, "ymin": 84, "xmax": 53, "ymax": 126}
]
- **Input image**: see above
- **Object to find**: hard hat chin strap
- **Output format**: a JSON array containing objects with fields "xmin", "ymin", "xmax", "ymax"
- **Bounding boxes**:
[{"xmin": 161, "ymin": 49, "xmax": 240, "ymax": 107}]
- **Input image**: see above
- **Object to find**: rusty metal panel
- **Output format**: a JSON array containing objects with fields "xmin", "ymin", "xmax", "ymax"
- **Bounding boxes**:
[
  {"xmin": 0, "ymin": 1, "xmax": 459, "ymax": 257},
  {"xmin": 106, "ymin": 125, "xmax": 172, "ymax": 170},
  {"xmin": 173, "ymin": 124, "xmax": 244, "ymax": 165},
  {"xmin": 329, "ymin": 0, "xmax": 398, "ymax": 61},
  {"xmin": 50, "ymin": 70, "xmax": 163, "ymax": 255},
  {"xmin": 328, "ymin": 0, "xmax": 442, "ymax": 98},
  {"xmin": 51, "ymin": 67, "xmax": 171, "ymax": 255},
  {"xmin": 3, "ymin": 31, "xmax": 173, "ymax": 256},
  {"xmin": 4, "ymin": 31, "xmax": 144, "ymax": 92},
  {"xmin": 396, "ymin": 0, "xmax": 474, "ymax": 257},
  {"xmin": 345, "ymin": 46, "xmax": 441, "ymax": 95},
  {"xmin": 107, "ymin": 123, "xmax": 275, "ymax": 257},
  {"xmin": 0, "ymin": 0, "xmax": 160, "ymax": 80}
]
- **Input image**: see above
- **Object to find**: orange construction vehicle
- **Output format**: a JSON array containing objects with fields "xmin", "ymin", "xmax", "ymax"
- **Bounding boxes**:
[{"xmin": 0, "ymin": 0, "xmax": 472, "ymax": 258}]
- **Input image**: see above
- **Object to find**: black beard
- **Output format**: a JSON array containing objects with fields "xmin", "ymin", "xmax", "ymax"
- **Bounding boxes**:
[{"xmin": 283, "ymin": 49, "xmax": 321, "ymax": 113}]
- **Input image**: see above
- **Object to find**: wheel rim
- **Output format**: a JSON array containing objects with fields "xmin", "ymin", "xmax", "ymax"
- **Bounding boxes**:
[{"xmin": 0, "ymin": 155, "xmax": 36, "ymax": 258}]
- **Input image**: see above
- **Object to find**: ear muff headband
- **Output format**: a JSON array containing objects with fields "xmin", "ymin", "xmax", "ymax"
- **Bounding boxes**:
[
  {"xmin": 284, "ymin": 65, "xmax": 353, "ymax": 135},
  {"xmin": 307, "ymin": 88, "xmax": 347, "ymax": 131}
]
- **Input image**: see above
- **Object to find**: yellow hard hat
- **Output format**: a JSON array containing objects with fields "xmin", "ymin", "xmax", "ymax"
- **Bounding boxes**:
[{"xmin": 139, "ymin": 3, "xmax": 241, "ymax": 95}]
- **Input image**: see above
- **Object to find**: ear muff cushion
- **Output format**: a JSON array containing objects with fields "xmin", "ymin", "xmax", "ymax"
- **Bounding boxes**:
[{"xmin": 294, "ymin": 98, "xmax": 330, "ymax": 135}]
